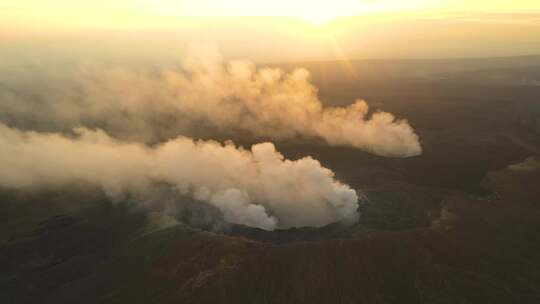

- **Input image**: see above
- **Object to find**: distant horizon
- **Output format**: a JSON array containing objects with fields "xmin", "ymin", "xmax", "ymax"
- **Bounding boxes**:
[
  {"xmin": 263, "ymin": 53, "xmax": 540, "ymax": 65},
  {"xmin": 2, "ymin": 6, "xmax": 540, "ymax": 63}
]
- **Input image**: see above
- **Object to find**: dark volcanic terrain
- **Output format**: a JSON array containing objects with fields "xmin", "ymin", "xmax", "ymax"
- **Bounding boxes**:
[{"xmin": 2, "ymin": 57, "xmax": 540, "ymax": 303}]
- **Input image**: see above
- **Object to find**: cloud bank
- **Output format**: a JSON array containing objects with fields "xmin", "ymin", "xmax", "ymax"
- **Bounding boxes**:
[
  {"xmin": 0, "ymin": 44, "xmax": 422, "ymax": 157},
  {"xmin": 0, "ymin": 124, "xmax": 359, "ymax": 230}
]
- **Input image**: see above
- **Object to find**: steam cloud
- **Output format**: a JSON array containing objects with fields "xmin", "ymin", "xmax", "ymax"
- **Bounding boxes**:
[
  {"xmin": 0, "ymin": 44, "xmax": 422, "ymax": 157},
  {"xmin": 0, "ymin": 124, "xmax": 359, "ymax": 230},
  {"xmin": 0, "ymin": 44, "xmax": 423, "ymax": 230}
]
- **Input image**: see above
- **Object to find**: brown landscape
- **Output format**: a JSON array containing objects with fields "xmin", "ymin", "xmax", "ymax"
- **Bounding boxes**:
[{"xmin": 2, "ymin": 56, "xmax": 540, "ymax": 303}]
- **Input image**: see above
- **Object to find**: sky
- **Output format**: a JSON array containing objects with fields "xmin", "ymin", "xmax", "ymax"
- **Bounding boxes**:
[
  {"xmin": 2, "ymin": 0, "xmax": 540, "ymax": 29},
  {"xmin": 1, "ymin": 0, "xmax": 540, "ymax": 61}
]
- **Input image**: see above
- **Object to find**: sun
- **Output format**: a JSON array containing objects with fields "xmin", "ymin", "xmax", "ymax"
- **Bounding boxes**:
[
  {"xmin": 298, "ymin": 12, "xmax": 343, "ymax": 26},
  {"xmin": 292, "ymin": 2, "xmax": 363, "ymax": 25},
  {"xmin": 289, "ymin": 1, "xmax": 398, "ymax": 26}
]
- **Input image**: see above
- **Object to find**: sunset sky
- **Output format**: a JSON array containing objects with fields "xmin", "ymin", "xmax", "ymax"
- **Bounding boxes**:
[{"xmin": 1, "ymin": 0, "xmax": 540, "ymax": 62}]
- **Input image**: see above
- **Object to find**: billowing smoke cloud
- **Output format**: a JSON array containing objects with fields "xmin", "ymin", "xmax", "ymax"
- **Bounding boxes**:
[
  {"xmin": 0, "ymin": 124, "xmax": 359, "ymax": 230},
  {"xmin": 0, "ymin": 44, "xmax": 422, "ymax": 230},
  {"xmin": 0, "ymin": 44, "xmax": 422, "ymax": 157}
]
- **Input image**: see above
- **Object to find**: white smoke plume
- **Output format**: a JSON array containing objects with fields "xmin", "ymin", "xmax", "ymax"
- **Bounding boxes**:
[
  {"xmin": 0, "ymin": 124, "xmax": 359, "ymax": 230},
  {"xmin": 0, "ymin": 44, "xmax": 422, "ymax": 157}
]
